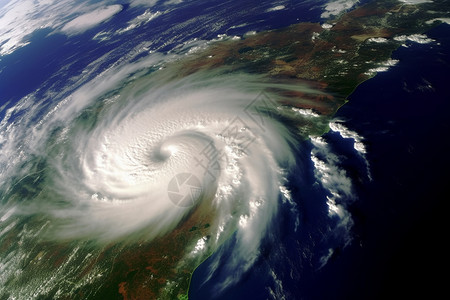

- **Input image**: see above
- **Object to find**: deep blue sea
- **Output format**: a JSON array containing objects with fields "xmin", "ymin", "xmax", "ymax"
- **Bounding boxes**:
[{"xmin": 189, "ymin": 23, "xmax": 450, "ymax": 300}]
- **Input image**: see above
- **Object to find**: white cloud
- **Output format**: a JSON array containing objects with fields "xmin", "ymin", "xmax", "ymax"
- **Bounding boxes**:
[
  {"xmin": 0, "ymin": 0, "xmax": 103, "ymax": 55},
  {"xmin": 394, "ymin": 33, "xmax": 435, "ymax": 44},
  {"xmin": 191, "ymin": 236, "xmax": 208, "ymax": 254},
  {"xmin": 266, "ymin": 5, "xmax": 286, "ymax": 12},
  {"xmin": 128, "ymin": 0, "xmax": 159, "ymax": 7},
  {"xmin": 61, "ymin": 5, "xmax": 123, "ymax": 35},
  {"xmin": 365, "ymin": 58, "xmax": 399, "ymax": 75},
  {"xmin": 0, "ymin": 206, "xmax": 16, "ymax": 222},
  {"xmin": 426, "ymin": 18, "xmax": 450, "ymax": 25},
  {"xmin": 319, "ymin": 248, "xmax": 334, "ymax": 269},
  {"xmin": 329, "ymin": 121, "xmax": 367, "ymax": 153},
  {"xmin": 398, "ymin": 0, "xmax": 433, "ymax": 4},
  {"xmin": 321, "ymin": 0, "xmax": 359, "ymax": 19},
  {"xmin": 328, "ymin": 120, "xmax": 372, "ymax": 180},
  {"xmin": 0, "ymin": 0, "xmax": 64, "ymax": 55},
  {"xmin": 267, "ymin": 269, "xmax": 287, "ymax": 300},
  {"xmin": 367, "ymin": 37, "xmax": 389, "ymax": 43},
  {"xmin": 321, "ymin": 23, "xmax": 333, "ymax": 29},
  {"xmin": 115, "ymin": 9, "xmax": 162, "ymax": 35},
  {"xmin": 291, "ymin": 107, "xmax": 320, "ymax": 117},
  {"xmin": 0, "ymin": 0, "xmax": 159, "ymax": 56},
  {"xmin": 310, "ymin": 136, "xmax": 355, "ymax": 250}
]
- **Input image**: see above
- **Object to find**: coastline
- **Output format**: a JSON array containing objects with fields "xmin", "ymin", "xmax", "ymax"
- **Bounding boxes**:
[{"xmin": 184, "ymin": 1, "xmax": 450, "ymax": 299}]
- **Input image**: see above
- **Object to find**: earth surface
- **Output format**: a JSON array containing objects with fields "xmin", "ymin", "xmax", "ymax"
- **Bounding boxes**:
[{"xmin": 0, "ymin": 0, "xmax": 449, "ymax": 299}]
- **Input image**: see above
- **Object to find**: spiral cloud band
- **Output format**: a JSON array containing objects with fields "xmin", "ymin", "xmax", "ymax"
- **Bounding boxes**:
[{"xmin": 42, "ymin": 68, "xmax": 297, "ymax": 245}]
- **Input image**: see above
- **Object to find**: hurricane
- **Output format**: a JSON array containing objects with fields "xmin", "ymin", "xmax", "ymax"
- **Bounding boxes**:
[
  {"xmin": 0, "ymin": 41, "xmax": 328, "ymax": 297},
  {"xmin": 36, "ymin": 66, "xmax": 299, "ymax": 243}
]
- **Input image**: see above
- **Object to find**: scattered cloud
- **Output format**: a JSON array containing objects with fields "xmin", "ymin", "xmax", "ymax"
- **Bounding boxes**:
[
  {"xmin": 115, "ymin": 9, "xmax": 162, "ymax": 35},
  {"xmin": 329, "ymin": 120, "xmax": 372, "ymax": 180},
  {"xmin": 394, "ymin": 33, "xmax": 435, "ymax": 44},
  {"xmin": 365, "ymin": 58, "xmax": 399, "ymax": 75},
  {"xmin": 310, "ymin": 135, "xmax": 355, "ymax": 248},
  {"xmin": 0, "ymin": 0, "xmax": 161, "ymax": 56},
  {"xmin": 329, "ymin": 121, "xmax": 366, "ymax": 154}
]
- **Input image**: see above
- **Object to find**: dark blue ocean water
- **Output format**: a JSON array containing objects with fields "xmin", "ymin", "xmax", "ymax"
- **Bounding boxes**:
[{"xmin": 189, "ymin": 23, "xmax": 450, "ymax": 300}]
